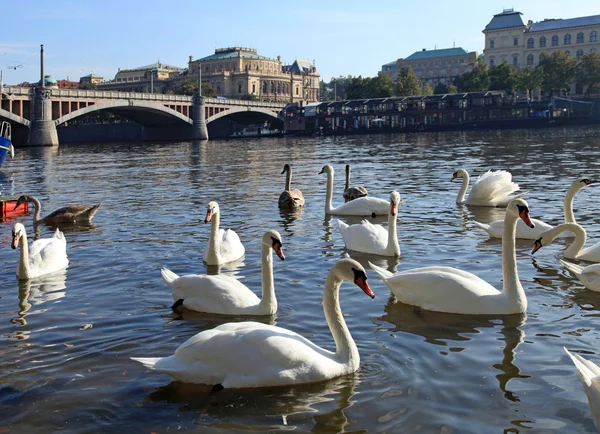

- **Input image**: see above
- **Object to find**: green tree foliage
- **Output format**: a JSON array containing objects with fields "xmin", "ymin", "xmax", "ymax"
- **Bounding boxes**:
[
  {"xmin": 344, "ymin": 75, "xmax": 395, "ymax": 99},
  {"xmin": 518, "ymin": 67, "xmax": 544, "ymax": 99},
  {"xmin": 489, "ymin": 62, "xmax": 520, "ymax": 93},
  {"xmin": 455, "ymin": 57, "xmax": 490, "ymax": 92},
  {"xmin": 170, "ymin": 78, "xmax": 216, "ymax": 97},
  {"xmin": 433, "ymin": 82, "xmax": 448, "ymax": 94},
  {"xmin": 538, "ymin": 51, "xmax": 576, "ymax": 95},
  {"xmin": 575, "ymin": 52, "xmax": 600, "ymax": 95},
  {"xmin": 320, "ymin": 75, "xmax": 354, "ymax": 101},
  {"xmin": 395, "ymin": 66, "xmax": 422, "ymax": 96},
  {"xmin": 423, "ymin": 83, "xmax": 434, "ymax": 95},
  {"xmin": 446, "ymin": 84, "xmax": 458, "ymax": 94}
]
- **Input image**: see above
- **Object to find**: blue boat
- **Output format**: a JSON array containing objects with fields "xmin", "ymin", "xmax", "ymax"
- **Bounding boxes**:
[{"xmin": 0, "ymin": 121, "xmax": 14, "ymax": 167}]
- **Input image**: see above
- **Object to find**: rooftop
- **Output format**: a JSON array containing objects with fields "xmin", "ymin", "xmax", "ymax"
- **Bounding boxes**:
[
  {"xmin": 484, "ymin": 9, "xmax": 526, "ymax": 31},
  {"xmin": 527, "ymin": 14, "xmax": 600, "ymax": 32},
  {"xmin": 198, "ymin": 47, "xmax": 272, "ymax": 62},
  {"xmin": 404, "ymin": 47, "xmax": 470, "ymax": 61},
  {"xmin": 118, "ymin": 62, "xmax": 184, "ymax": 73}
]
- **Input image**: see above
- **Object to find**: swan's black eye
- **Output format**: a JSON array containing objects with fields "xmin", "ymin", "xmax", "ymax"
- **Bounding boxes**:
[
  {"xmin": 352, "ymin": 267, "xmax": 367, "ymax": 283},
  {"xmin": 452, "ymin": 172, "xmax": 457, "ymax": 177},
  {"xmin": 535, "ymin": 237, "xmax": 543, "ymax": 245},
  {"xmin": 516, "ymin": 204, "xmax": 529, "ymax": 214},
  {"xmin": 270, "ymin": 236, "xmax": 282, "ymax": 248},
  {"xmin": 582, "ymin": 178, "xmax": 595, "ymax": 185}
]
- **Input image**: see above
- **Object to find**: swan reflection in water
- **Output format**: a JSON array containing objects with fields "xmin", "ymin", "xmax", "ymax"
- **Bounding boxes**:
[
  {"xmin": 144, "ymin": 372, "xmax": 359, "ymax": 432},
  {"xmin": 11, "ymin": 270, "xmax": 68, "ymax": 328},
  {"xmin": 375, "ymin": 297, "xmax": 527, "ymax": 401}
]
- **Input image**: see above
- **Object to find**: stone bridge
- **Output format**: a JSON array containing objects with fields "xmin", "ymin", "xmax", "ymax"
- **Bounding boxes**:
[{"xmin": 0, "ymin": 87, "xmax": 286, "ymax": 146}]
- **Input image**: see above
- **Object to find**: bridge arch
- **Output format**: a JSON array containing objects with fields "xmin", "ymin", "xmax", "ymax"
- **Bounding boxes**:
[
  {"xmin": 54, "ymin": 100, "xmax": 193, "ymax": 126},
  {"xmin": 0, "ymin": 108, "xmax": 30, "ymax": 127},
  {"xmin": 207, "ymin": 106, "xmax": 281, "ymax": 124}
]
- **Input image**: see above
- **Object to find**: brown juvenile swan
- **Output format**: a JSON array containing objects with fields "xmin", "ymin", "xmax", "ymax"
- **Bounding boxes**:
[
  {"xmin": 278, "ymin": 164, "xmax": 305, "ymax": 209},
  {"xmin": 14, "ymin": 195, "xmax": 102, "ymax": 224},
  {"xmin": 343, "ymin": 164, "xmax": 368, "ymax": 202}
]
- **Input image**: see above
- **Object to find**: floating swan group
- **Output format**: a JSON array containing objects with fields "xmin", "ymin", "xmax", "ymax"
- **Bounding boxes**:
[{"xmin": 8, "ymin": 165, "xmax": 600, "ymax": 430}]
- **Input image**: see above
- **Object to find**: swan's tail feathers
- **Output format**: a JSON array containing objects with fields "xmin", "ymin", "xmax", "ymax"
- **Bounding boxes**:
[
  {"xmin": 53, "ymin": 228, "xmax": 66, "ymax": 241},
  {"xmin": 161, "ymin": 267, "xmax": 179, "ymax": 285},
  {"xmin": 472, "ymin": 221, "xmax": 492, "ymax": 235},
  {"xmin": 84, "ymin": 202, "xmax": 103, "ymax": 222},
  {"xmin": 368, "ymin": 261, "xmax": 394, "ymax": 280},
  {"xmin": 336, "ymin": 219, "xmax": 348, "ymax": 231},
  {"xmin": 560, "ymin": 259, "xmax": 583, "ymax": 276},
  {"xmin": 564, "ymin": 347, "xmax": 600, "ymax": 386},
  {"xmin": 131, "ymin": 357, "xmax": 162, "ymax": 370}
]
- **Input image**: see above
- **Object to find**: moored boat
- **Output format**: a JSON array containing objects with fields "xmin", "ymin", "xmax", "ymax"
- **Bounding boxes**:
[{"xmin": 0, "ymin": 121, "xmax": 14, "ymax": 168}]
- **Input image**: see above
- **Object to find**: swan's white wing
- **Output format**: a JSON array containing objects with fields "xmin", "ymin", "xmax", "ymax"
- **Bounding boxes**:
[
  {"xmin": 167, "ymin": 274, "xmax": 260, "ymax": 313},
  {"xmin": 571, "ymin": 263, "xmax": 600, "ymax": 291},
  {"xmin": 565, "ymin": 348, "xmax": 600, "ymax": 430},
  {"xmin": 331, "ymin": 197, "xmax": 389, "ymax": 216},
  {"xmin": 578, "ymin": 241, "xmax": 600, "ymax": 263},
  {"xmin": 219, "ymin": 228, "xmax": 245, "ymax": 262},
  {"xmin": 370, "ymin": 264, "xmax": 501, "ymax": 314},
  {"xmin": 468, "ymin": 170, "xmax": 520, "ymax": 203},
  {"xmin": 338, "ymin": 219, "xmax": 388, "ymax": 253},
  {"xmin": 474, "ymin": 218, "xmax": 552, "ymax": 239},
  {"xmin": 28, "ymin": 231, "xmax": 68, "ymax": 277},
  {"xmin": 149, "ymin": 321, "xmax": 341, "ymax": 387}
]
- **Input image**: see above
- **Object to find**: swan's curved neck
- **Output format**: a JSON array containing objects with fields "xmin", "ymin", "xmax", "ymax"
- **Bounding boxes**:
[
  {"xmin": 29, "ymin": 196, "xmax": 42, "ymax": 223},
  {"xmin": 564, "ymin": 185, "xmax": 581, "ymax": 224},
  {"xmin": 257, "ymin": 243, "xmax": 276, "ymax": 314},
  {"xmin": 17, "ymin": 231, "xmax": 31, "ymax": 279},
  {"xmin": 324, "ymin": 170, "xmax": 335, "ymax": 214},
  {"xmin": 553, "ymin": 223, "xmax": 587, "ymax": 259},
  {"xmin": 323, "ymin": 272, "xmax": 358, "ymax": 368},
  {"xmin": 345, "ymin": 168, "xmax": 350, "ymax": 191},
  {"xmin": 284, "ymin": 168, "xmax": 292, "ymax": 191},
  {"xmin": 501, "ymin": 212, "xmax": 527, "ymax": 312},
  {"xmin": 387, "ymin": 208, "xmax": 400, "ymax": 255},
  {"xmin": 456, "ymin": 173, "xmax": 469, "ymax": 204},
  {"xmin": 206, "ymin": 212, "xmax": 221, "ymax": 263}
]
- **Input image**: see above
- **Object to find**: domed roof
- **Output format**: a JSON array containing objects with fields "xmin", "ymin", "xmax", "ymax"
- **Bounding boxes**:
[{"xmin": 39, "ymin": 75, "xmax": 58, "ymax": 88}]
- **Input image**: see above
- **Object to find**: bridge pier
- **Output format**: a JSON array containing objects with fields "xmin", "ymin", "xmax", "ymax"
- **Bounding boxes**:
[
  {"xmin": 27, "ymin": 87, "xmax": 59, "ymax": 146},
  {"xmin": 191, "ymin": 95, "xmax": 209, "ymax": 140}
]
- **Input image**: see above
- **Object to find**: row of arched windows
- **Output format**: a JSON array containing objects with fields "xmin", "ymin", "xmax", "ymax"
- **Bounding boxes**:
[
  {"xmin": 490, "ymin": 47, "xmax": 597, "ymax": 68},
  {"xmin": 527, "ymin": 31, "xmax": 598, "ymax": 48}
]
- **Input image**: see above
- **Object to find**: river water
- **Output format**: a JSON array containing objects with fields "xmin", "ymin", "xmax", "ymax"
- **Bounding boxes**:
[{"xmin": 1, "ymin": 127, "xmax": 600, "ymax": 433}]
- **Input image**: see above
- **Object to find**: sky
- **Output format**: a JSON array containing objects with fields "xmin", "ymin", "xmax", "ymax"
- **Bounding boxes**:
[{"xmin": 1, "ymin": 0, "xmax": 599, "ymax": 85}]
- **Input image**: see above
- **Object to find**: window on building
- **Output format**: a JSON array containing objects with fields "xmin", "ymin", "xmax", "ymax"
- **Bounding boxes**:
[
  {"xmin": 564, "ymin": 34, "xmax": 571, "ymax": 45},
  {"xmin": 539, "ymin": 36, "xmax": 546, "ymax": 47},
  {"xmin": 591, "ymin": 48, "xmax": 597, "ymax": 53},
  {"xmin": 577, "ymin": 32, "xmax": 584, "ymax": 43},
  {"xmin": 440, "ymin": 69, "xmax": 446, "ymax": 76},
  {"xmin": 527, "ymin": 38, "xmax": 534, "ymax": 48},
  {"xmin": 513, "ymin": 56, "xmax": 518, "ymax": 67},
  {"xmin": 238, "ymin": 84, "xmax": 242, "ymax": 93},
  {"xmin": 489, "ymin": 58, "xmax": 494, "ymax": 67},
  {"xmin": 217, "ymin": 85, "xmax": 221, "ymax": 93},
  {"xmin": 591, "ymin": 31, "xmax": 598, "ymax": 42},
  {"xmin": 263, "ymin": 82, "xmax": 267, "ymax": 93},
  {"xmin": 527, "ymin": 54, "xmax": 534, "ymax": 66},
  {"xmin": 551, "ymin": 35, "xmax": 559, "ymax": 46},
  {"xmin": 295, "ymin": 87, "xmax": 299, "ymax": 95},
  {"xmin": 490, "ymin": 39, "xmax": 495, "ymax": 48},
  {"xmin": 513, "ymin": 37, "xmax": 518, "ymax": 46},
  {"xmin": 252, "ymin": 84, "xmax": 255, "ymax": 93},
  {"xmin": 576, "ymin": 49, "xmax": 584, "ymax": 59}
]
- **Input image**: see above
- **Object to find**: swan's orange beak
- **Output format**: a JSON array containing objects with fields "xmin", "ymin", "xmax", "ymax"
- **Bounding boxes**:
[
  {"xmin": 390, "ymin": 203, "xmax": 398, "ymax": 217},
  {"xmin": 531, "ymin": 239, "xmax": 543, "ymax": 255},
  {"xmin": 318, "ymin": 168, "xmax": 325, "ymax": 175},
  {"xmin": 356, "ymin": 276, "xmax": 375, "ymax": 299},
  {"xmin": 273, "ymin": 243, "xmax": 285, "ymax": 260},
  {"xmin": 204, "ymin": 209, "xmax": 213, "ymax": 223},
  {"xmin": 450, "ymin": 173, "xmax": 457, "ymax": 181},
  {"xmin": 519, "ymin": 208, "xmax": 534, "ymax": 228}
]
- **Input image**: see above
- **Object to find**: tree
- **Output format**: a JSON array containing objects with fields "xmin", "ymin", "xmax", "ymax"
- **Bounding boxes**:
[
  {"xmin": 446, "ymin": 84, "xmax": 458, "ymax": 94},
  {"xmin": 366, "ymin": 74, "xmax": 395, "ymax": 98},
  {"xmin": 518, "ymin": 67, "xmax": 544, "ymax": 100},
  {"xmin": 395, "ymin": 66, "xmax": 421, "ymax": 96},
  {"xmin": 423, "ymin": 83, "xmax": 434, "ymax": 95},
  {"xmin": 320, "ymin": 75, "xmax": 354, "ymax": 101},
  {"xmin": 489, "ymin": 62, "xmax": 520, "ymax": 94},
  {"xmin": 455, "ymin": 56, "xmax": 490, "ymax": 92},
  {"xmin": 538, "ymin": 51, "xmax": 576, "ymax": 95},
  {"xmin": 576, "ymin": 52, "xmax": 600, "ymax": 95},
  {"xmin": 434, "ymin": 82, "xmax": 448, "ymax": 94},
  {"xmin": 346, "ymin": 76, "xmax": 368, "ymax": 99}
]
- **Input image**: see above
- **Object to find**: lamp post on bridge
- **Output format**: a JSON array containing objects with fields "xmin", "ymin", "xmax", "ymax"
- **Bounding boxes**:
[
  {"xmin": 27, "ymin": 44, "xmax": 59, "ymax": 146},
  {"xmin": 191, "ymin": 62, "xmax": 208, "ymax": 140}
]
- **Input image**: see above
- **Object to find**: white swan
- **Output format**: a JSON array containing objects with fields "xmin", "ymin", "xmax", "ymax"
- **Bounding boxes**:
[
  {"xmin": 369, "ymin": 198, "xmax": 534, "ymax": 315},
  {"xmin": 531, "ymin": 223, "xmax": 600, "ymax": 262},
  {"xmin": 452, "ymin": 168, "xmax": 523, "ymax": 207},
  {"xmin": 132, "ymin": 258, "xmax": 375, "ymax": 388},
  {"xmin": 343, "ymin": 164, "xmax": 368, "ymax": 202},
  {"xmin": 319, "ymin": 165, "xmax": 389, "ymax": 216},
  {"xmin": 564, "ymin": 347, "xmax": 600, "ymax": 431},
  {"xmin": 559, "ymin": 260, "xmax": 600, "ymax": 292},
  {"xmin": 278, "ymin": 164, "xmax": 305, "ymax": 209},
  {"xmin": 11, "ymin": 222, "xmax": 69, "ymax": 280},
  {"xmin": 337, "ymin": 191, "xmax": 401, "ymax": 257},
  {"xmin": 202, "ymin": 201, "xmax": 245, "ymax": 265},
  {"xmin": 162, "ymin": 230, "xmax": 285, "ymax": 315},
  {"xmin": 474, "ymin": 177, "xmax": 596, "ymax": 239}
]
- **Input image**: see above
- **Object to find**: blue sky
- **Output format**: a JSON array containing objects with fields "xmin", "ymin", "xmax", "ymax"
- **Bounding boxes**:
[{"xmin": 1, "ymin": 0, "xmax": 599, "ymax": 85}]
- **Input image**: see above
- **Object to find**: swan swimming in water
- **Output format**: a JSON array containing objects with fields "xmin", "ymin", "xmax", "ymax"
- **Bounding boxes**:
[
  {"xmin": 131, "ymin": 259, "xmax": 375, "ymax": 388},
  {"xmin": 278, "ymin": 164, "xmax": 305, "ymax": 209},
  {"xmin": 202, "ymin": 201, "xmax": 245, "ymax": 265},
  {"xmin": 451, "ymin": 169, "xmax": 523, "ymax": 207},
  {"xmin": 343, "ymin": 164, "xmax": 368, "ymax": 202},
  {"xmin": 15, "ymin": 195, "xmax": 102, "ymax": 224}
]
